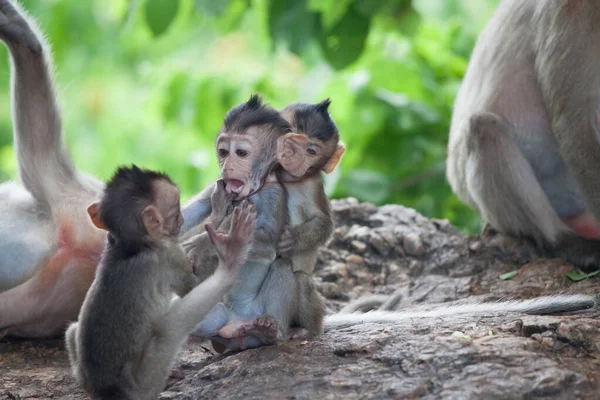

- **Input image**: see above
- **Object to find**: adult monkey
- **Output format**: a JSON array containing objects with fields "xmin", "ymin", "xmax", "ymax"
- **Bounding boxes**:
[
  {"xmin": 0, "ymin": 0, "xmax": 107, "ymax": 337},
  {"xmin": 447, "ymin": 0, "xmax": 600, "ymax": 267}
]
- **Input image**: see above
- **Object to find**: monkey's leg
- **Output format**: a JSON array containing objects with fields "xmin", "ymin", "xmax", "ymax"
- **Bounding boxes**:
[
  {"xmin": 289, "ymin": 271, "xmax": 325, "ymax": 340},
  {"xmin": 463, "ymin": 112, "xmax": 567, "ymax": 246},
  {"xmin": 209, "ymin": 259, "xmax": 296, "ymax": 351},
  {"xmin": 192, "ymin": 302, "xmax": 231, "ymax": 337},
  {"xmin": 0, "ymin": 0, "xmax": 105, "ymax": 338},
  {"xmin": 133, "ymin": 270, "xmax": 243, "ymax": 398},
  {"xmin": 0, "ymin": 0, "xmax": 41, "ymax": 52},
  {"xmin": 258, "ymin": 258, "xmax": 295, "ymax": 339}
]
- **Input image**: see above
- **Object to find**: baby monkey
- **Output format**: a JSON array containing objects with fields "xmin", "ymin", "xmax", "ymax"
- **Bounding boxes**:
[
  {"xmin": 65, "ymin": 165, "xmax": 256, "ymax": 400},
  {"xmin": 259, "ymin": 99, "xmax": 345, "ymax": 341},
  {"xmin": 210, "ymin": 99, "xmax": 346, "ymax": 350}
]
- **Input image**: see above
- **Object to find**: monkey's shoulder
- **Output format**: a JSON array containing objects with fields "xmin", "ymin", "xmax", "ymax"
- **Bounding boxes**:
[{"xmin": 247, "ymin": 181, "xmax": 285, "ymax": 211}]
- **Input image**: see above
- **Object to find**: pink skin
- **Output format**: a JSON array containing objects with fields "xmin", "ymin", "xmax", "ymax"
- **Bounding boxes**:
[{"xmin": 563, "ymin": 211, "xmax": 600, "ymax": 239}]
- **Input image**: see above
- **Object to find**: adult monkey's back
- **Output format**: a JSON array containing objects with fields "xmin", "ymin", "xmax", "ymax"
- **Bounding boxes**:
[
  {"xmin": 0, "ymin": 0, "xmax": 105, "ymax": 337},
  {"xmin": 447, "ymin": 0, "xmax": 600, "ymax": 266}
]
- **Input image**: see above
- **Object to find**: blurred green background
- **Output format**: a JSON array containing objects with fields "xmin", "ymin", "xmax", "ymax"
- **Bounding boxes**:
[{"xmin": 0, "ymin": 0, "xmax": 499, "ymax": 233}]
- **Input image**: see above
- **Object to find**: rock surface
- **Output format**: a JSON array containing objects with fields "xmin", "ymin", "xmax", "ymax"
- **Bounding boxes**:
[{"xmin": 1, "ymin": 199, "xmax": 599, "ymax": 400}]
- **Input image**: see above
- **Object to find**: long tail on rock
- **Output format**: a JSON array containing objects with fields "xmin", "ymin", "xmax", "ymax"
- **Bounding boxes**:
[{"xmin": 324, "ymin": 294, "xmax": 598, "ymax": 332}]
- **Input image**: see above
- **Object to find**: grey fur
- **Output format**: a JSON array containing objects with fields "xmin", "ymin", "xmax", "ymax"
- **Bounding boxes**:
[
  {"xmin": 446, "ymin": 0, "xmax": 600, "ymax": 267},
  {"xmin": 325, "ymin": 294, "xmax": 598, "ymax": 331}
]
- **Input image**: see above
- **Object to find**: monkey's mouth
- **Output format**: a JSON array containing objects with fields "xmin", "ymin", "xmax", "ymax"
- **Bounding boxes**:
[{"xmin": 225, "ymin": 179, "xmax": 245, "ymax": 195}]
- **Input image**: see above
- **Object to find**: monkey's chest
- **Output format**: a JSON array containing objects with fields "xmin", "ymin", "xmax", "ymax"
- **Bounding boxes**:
[{"xmin": 285, "ymin": 187, "xmax": 311, "ymax": 227}]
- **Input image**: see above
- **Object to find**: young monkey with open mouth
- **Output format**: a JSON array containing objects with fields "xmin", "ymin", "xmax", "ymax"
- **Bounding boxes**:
[{"xmin": 181, "ymin": 98, "xmax": 345, "ymax": 352}]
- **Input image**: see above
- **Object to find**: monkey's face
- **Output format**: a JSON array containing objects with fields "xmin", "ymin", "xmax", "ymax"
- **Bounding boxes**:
[
  {"xmin": 217, "ymin": 134, "xmax": 259, "ymax": 198},
  {"xmin": 277, "ymin": 133, "xmax": 343, "ymax": 179}
]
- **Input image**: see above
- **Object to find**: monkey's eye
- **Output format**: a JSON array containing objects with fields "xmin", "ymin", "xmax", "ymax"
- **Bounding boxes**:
[
  {"xmin": 307, "ymin": 148, "xmax": 317, "ymax": 156},
  {"xmin": 218, "ymin": 149, "xmax": 229, "ymax": 158},
  {"xmin": 236, "ymin": 149, "xmax": 248, "ymax": 158}
]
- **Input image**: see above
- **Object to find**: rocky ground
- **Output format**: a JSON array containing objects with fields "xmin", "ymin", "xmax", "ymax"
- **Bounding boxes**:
[{"xmin": 1, "ymin": 198, "xmax": 599, "ymax": 400}]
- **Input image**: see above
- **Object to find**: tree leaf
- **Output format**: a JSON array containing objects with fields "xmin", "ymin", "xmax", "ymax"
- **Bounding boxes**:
[
  {"xmin": 319, "ymin": 7, "xmax": 371, "ymax": 70},
  {"xmin": 340, "ymin": 169, "xmax": 390, "ymax": 204},
  {"xmin": 308, "ymin": 0, "xmax": 353, "ymax": 30},
  {"xmin": 268, "ymin": 0, "xmax": 320, "ymax": 55},
  {"xmin": 397, "ymin": 6, "xmax": 421, "ymax": 38},
  {"xmin": 195, "ymin": 0, "xmax": 232, "ymax": 16},
  {"xmin": 145, "ymin": 0, "xmax": 180, "ymax": 37},
  {"xmin": 565, "ymin": 270, "xmax": 600, "ymax": 282},
  {"xmin": 499, "ymin": 271, "xmax": 518, "ymax": 280}
]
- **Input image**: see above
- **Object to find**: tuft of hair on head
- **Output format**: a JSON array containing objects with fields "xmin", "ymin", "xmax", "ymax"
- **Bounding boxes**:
[
  {"xmin": 287, "ymin": 99, "xmax": 339, "ymax": 143},
  {"xmin": 99, "ymin": 165, "xmax": 175, "ymax": 236},
  {"xmin": 223, "ymin": 93, "xmax": 290, "ymax": 135},
  {"xmin": 314, "ymin": 98, "xmax": 331, "ymax": 114}
]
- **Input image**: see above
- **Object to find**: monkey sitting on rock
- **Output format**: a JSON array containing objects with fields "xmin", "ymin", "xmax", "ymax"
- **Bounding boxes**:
[
  {"xmin": 65, "ymin": 165, "xmax": 256, "ymax": 400},
  {"xmin": 179, "ymin": 97, "xmax": 346, "ymax": 352}
]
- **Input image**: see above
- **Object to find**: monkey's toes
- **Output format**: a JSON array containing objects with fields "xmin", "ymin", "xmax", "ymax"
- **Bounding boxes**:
[
  {"xmin": 211, "ymin": 339, "xmax": 228, "ymax": 354},
  {"xmin": 287, "ymin": 328, "xmax": 311, "ymax": 341},
  {"xmin": 246, "ymin": 315, "xmax": 278, "ymax": 343}
]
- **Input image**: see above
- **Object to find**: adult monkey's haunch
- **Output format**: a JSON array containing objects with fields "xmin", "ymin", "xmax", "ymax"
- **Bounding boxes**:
[
  {"xmin": 447, "ymin": 0, "xmax": 600, "ymax": 267},
  {"xmin": 0, "ymin": 0, "xmax": 106, "ymax": 337}
]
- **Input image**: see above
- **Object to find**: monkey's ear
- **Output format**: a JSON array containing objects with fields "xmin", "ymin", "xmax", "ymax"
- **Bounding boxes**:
[
  {"xmin": 322, "ymin": 143, "xmax": 345, "ymax": 174},
  {"xmin": 277, "ymin": 133, "xmax": 307, "ymax": 175},
  {"xmin": 87, "ymin": 203, "xmax": 107, "ymax": 230},
  {"xmin": 141, "ymin": 205, "xmax": 163, "ymax": 241}
]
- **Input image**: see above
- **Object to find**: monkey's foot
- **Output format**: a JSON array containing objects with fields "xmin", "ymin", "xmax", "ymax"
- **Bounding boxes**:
[
  {"xmin": 481, "ymin": 223, "xmax": 498, "ymax": 237},
  {"xmin": 217, "ymin": 315, "xmax": 279, "ymax": 344},
  {"xmin": 0, "ymin": 0, "xmax": 42, "ymax": 53},
  {"xmin": 287, "ymin": 328, "xmax": 312, "ymax": 340},
  {"xmin": 210, "ymin": 339, "xmax": 228, "ymax": 354}
]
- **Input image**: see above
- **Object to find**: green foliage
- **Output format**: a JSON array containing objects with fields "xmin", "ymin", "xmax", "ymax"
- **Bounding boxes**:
[
  {"xmin": 0, "ymin": 0, "xmax": 500, "ymax": 233},
  {"xmin": 565, "ymin": 271, "xmax": 600, "ymax": 282},
  {"xmin": 499, "ymin": 271, "xmax": 518, "ymax": 281}
]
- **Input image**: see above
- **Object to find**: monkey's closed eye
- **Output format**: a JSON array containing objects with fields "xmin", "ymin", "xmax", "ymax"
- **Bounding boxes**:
[
  {"xmin": 236, "ymin": 149, "xmax": 248, "ymax": 158},
  {"xmin": 218, "ymin": 149, "xmax": 229, "ymax": 158},
  {"xmin": 307, "ymin": 148, "xmax": 317, "ymax": 156}
]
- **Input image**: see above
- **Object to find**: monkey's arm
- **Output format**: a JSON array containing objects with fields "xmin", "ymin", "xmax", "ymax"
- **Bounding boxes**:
[
  {"xmin": 247, "ymin": 183, "xmax": 286, "ymax": 261},
  {"xmin": 181, "ymin": 182, "xmax": 216, "ymax": 233},
  {"xmin": 279, "ymin": 184, "xmax": 332, "ymax": 254},
  {"xmin": 182, "ymin": 183, "xmax": 284, "ymax": 274}
]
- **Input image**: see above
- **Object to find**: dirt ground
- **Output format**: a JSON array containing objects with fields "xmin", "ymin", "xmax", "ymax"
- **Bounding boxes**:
[{"xmin": 2, "ymin": 199, "xmax": 600, "ymax": 399}]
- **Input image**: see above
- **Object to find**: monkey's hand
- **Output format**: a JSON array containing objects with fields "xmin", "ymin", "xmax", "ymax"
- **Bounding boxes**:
[
  {"xmin": 206, "ymin": 200, "xmax": 257, "ymax": 273},
  {"xmin": 277, "ymin": 228, "xmax": 295, "ymax": 255},
  {"xmin": 210, "ymin": 179, "xmax": 235, "ymax": 228}
]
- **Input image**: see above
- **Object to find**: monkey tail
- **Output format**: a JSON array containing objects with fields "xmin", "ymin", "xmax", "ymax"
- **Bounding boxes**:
[
  {"xmin": 463, "ymin": 112, "xmax": 568, "ymax": 245},
  {"xmin": 323, "ymin": 294, "xmax": 598, "ymax": 332}
]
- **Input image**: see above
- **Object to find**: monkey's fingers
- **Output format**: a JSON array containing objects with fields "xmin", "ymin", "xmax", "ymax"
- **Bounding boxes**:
[
  {"xmin": 278, "ymin": 239, "xmax": 294, "ymax": 253},
  {"xmin": 205, "ymin": 223, "xmax": 228, "ymax": 258},
  {"xmin": 231, "ymin": 200, "xmax": 251, "ymax": 228},
  {"xmin": 239, "ymin": 205, "xmax": 257, "ymax": 238}
]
